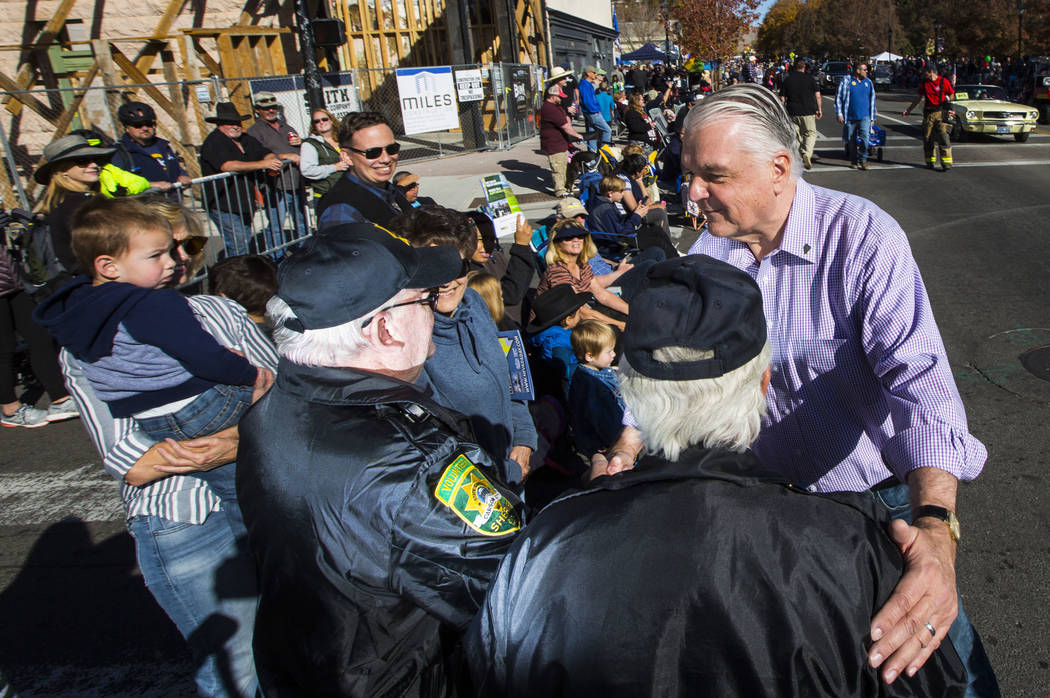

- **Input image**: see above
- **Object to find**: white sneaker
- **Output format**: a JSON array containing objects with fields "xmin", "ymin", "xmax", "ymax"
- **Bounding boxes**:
[
  {"xmin": 46, "ymin": 398, "xmax": 80, "ymax": 422},
  {"xmin": 2, "ymin": 404, "xmax": 49, "ymax": 428}
]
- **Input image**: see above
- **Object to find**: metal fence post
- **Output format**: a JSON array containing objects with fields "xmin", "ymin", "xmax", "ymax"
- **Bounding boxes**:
[{"xmin": 0, "ymin": 117, "xmax": 29, "ymax": 210}]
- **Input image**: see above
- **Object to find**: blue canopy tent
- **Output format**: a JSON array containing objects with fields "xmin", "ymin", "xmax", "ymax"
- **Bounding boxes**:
[{"xmin": 621, "ymin": 43, "xmax": 668, "ymax": 63}]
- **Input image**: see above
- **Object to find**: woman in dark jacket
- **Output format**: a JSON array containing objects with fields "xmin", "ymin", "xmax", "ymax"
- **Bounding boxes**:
[
  {"xmin": 623, "ymin": 93, "xmax": 659, "ymax": 150},
  {"xmin": 35, "ymin": 134, "xmax": 113, "ymax": 276}
]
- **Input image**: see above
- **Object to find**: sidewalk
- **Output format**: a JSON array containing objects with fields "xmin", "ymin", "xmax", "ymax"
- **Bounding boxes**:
[{"xmin": 402, "ymin": 135, "xmax": 693, "ymax": 248}]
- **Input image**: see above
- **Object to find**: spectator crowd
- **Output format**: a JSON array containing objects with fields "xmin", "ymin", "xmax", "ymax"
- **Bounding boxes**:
[{"xmin": 0, "ymin": 62, "xmax": 1002, "ymax": 698}]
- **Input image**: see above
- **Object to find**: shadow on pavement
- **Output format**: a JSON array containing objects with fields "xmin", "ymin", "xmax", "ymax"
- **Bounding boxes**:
[{"xmin": 0, "ymin": 517, "xmax": 194, "ymax": 695}]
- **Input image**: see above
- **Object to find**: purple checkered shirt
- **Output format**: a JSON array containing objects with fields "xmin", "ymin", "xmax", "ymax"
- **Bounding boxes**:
[{"xmin": 628, "ymin": 179, "xmax": 986, "ymax": 493}]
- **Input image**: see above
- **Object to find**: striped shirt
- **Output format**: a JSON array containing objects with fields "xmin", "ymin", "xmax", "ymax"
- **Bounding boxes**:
[
  {"xmin": 537, "ymin": 261, "xmax": 594, "ymax": 296},
  {"xmin": 60, "ymin": 294, "xmax": 279, "ymax": 524},
  {"xmin": 628, "ymin": 179, "xmax": 986, "ymax": 494}
]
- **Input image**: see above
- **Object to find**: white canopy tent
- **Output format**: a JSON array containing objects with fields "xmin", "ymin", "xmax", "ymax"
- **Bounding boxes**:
[{"xmin": 869, "ymin": 51, "xmax": 903, "ymax": 62}]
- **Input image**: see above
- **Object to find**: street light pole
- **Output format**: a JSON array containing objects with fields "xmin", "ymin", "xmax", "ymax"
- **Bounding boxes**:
[
  {"xmin": 887, "ymin": 27, "xmax": 892, "ymax": 54},
  {"xmin": 1017, "ymin": 0, "xmax": 1025, "ymax": 58},
  {"xmin": 660, "ymin": 2, "xmax": 671, "ymax": 67}
]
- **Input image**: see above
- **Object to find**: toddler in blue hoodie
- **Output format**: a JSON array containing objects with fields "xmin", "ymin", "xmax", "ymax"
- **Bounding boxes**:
[{"xmin": 35, "ymin": 198, "xmax": 271, "ymax": 505}]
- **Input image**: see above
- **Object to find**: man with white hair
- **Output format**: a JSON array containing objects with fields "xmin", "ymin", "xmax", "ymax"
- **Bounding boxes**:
[
  {"xmin": 599, "ymin": 84, "xmax": 998, "ymax": 695},
  {"xmin": 236, "ymin": 223, "xmax": 524, "ymax": 697},
  {"xmin": 466, "ymin": 255, "xmax": 966, "ymax": 697}
]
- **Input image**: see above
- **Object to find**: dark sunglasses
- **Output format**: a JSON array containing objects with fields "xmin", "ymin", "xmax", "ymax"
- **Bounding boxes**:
[
  {"xmin": 362, "ymin": 288, "xmax": 439, "ymax": 327},
  {"xmin": 348, "ymin": 143, "xmax": 401, "ymax": 159},
  {"xmin": 312, "ymin": 116, "xmax": 331, "ymax": 124},
  {"xmin": 133, "ymin": 121, "xmax": 157, "ymax": 128},
  {"xmin": 71, "ymin": 157, "xmax": 103, "ymax": 167},
  {"xmin": 176, "ymin": 235, "xmax": 208, "ymax": 256},
  {"xmin": 557, "ymin": 233, "xmax": 587, "ymax": 241}
]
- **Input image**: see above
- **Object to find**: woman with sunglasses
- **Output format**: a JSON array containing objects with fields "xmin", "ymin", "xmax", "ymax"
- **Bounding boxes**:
[
  {"xmin": 394, "ymin": 207, "xmax": 538, "ymax": 485},
  {"xmin": 35, "ymin": 134, "xmax": 115, "ymax": 277},
  {"xmin": 536, "ymin": 220, "xmax": 628, "ymax": 331},
  {"xmin": 300, "ymin": 108, "xmax": 348, "ymax": 199}
]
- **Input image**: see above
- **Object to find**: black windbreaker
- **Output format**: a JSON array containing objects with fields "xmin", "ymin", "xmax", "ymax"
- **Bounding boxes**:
[
  {"xmin": 237, "ymin": 360, "xmax": 523, "ymax": 697},
  {"xmin": 466, "ymin": 446, "xmax": 966, "ymax": 697}
]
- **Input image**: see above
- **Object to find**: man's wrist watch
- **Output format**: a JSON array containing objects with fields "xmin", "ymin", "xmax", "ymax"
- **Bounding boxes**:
[{"xmin": 913, "ymin": 505, "xmax": 960, "ymax": 544}]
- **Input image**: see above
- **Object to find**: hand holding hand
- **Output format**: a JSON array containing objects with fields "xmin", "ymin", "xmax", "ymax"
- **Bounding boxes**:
[
  {"xmin": 154, "ymin": 427, "xmax": 239, "ymax": 474},
  {"xmin": 868, "ymin": 518, "xmax": 958, "ymax": 684}
]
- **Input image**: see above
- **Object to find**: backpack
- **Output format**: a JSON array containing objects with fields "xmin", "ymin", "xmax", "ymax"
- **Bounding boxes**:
[
  {"xmin": 4, "ymin": 210, "xmax": 66, "ymax": 298},
  {"xmin": 575, "ymin": 171, "xmax": 603, "ymax": 206}
]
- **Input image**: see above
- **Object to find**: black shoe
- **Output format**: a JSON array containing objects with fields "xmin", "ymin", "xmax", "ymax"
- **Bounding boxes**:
[
  {"xmin": 926, "ymin": 163, "xmax": 936, "ymax": 170},
  {"xmin": 942, "ymin": 163, "xmax": 951, "ymax": 172}
]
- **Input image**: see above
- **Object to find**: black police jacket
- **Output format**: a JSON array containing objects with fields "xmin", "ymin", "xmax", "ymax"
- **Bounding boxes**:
[
  {"xmin": 465, "ymin": 445, "xmax": 966, "ymax": 697},
  {"xmin": 237, "ymin": 359, "xmax": 523, "ymax": 698}
]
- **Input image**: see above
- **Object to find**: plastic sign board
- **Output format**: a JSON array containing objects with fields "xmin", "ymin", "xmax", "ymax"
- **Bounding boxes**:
[
  {"xmin": 455, "ymin": 68, "xmax": 484, "ymax": 102},
  {"xmin": 396, "ymin": 66, "xmax": 459, "ymax": 135}
]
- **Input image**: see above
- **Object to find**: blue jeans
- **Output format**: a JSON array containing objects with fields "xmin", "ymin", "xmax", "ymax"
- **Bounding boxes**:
[
  {"xmin": 584, "ymin": 111, "xmax": 612, "ymax": 152},
  {"xmin": 262, "ymin": 188, "xmax": 308, "ymax": 256},
  {"xmin": 136, "ymin": 385, "xmax": 254, "ymax": 506},
  {"xmin": 129, "ymin": 505, "xmax": 259, "ymax": 698},
  {"xmin": 848, "ymin": 117, "xmax": 872, "ymax": 164},
  {"xmin": 872, "ymin": 483, "xmax": 1001, "ymax": 697},
  {"xmin": 208, "ymin": 210, "xmax": 252, "ymax": 258}
]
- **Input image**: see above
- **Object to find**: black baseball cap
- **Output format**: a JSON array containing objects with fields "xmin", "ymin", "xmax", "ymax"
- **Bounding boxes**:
[
  {"xmin": 623, "ymin": 255, "xmax": 767, "ymax": 380},
  {"xmin": 117, "ymin": 101, "xmax": 156, "ymax": 125},
  {"xmin": 277, "ymin": 223, "xmax": 462, "ymax": 332}
]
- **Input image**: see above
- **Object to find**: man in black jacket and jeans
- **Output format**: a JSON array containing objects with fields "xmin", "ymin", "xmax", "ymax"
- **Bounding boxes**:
[
  {"xmin": 779, "ymin": 58, "xmax": 822, "ymax": 169},
  {"xmin": 466, "ymin": 255, "xmax": 966, "ymax": 698},
  {"xmin": 238, "ymin": 223, "xmax": 523, "ymax": 697}
]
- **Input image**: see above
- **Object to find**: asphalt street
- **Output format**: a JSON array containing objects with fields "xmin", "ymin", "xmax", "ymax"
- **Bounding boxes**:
[{"xmin": 2, "ymin": 87, "xmax": 1048, "ymax": 696}]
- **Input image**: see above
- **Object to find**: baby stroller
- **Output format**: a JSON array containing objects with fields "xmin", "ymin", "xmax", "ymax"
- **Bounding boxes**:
[{"xmin": 842, "ymin": 121, "xmax": 886, "ymax": 162}]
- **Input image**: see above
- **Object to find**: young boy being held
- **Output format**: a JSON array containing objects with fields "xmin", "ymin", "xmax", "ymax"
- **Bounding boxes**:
[
  {"xmin": 35, "ymin": 197, "xmax": 272, "ymax": 504},
  {"xmin": 568, "ymin": 319, "xmax": 625, "ymax": 458}
]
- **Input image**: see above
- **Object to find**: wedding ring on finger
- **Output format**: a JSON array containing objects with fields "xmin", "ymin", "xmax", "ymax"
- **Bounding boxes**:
[{"xmin": 920, "ymin": 621, "xmax": 937, "ymax": 648}]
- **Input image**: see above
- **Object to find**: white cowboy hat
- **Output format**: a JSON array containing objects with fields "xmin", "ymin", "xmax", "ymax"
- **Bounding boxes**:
[{"xmin": 546, "ymin": 66, "xmax": 573, "ymax": 82}]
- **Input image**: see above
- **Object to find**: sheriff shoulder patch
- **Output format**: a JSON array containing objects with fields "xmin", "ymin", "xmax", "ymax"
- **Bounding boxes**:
[{"xmin": 434, "ymin": 454, "xmax": 521, "ymax": 536}]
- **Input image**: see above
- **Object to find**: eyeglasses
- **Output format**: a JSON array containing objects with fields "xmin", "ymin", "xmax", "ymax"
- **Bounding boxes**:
[
  {"xmin": 258, "ymin": 105, "xmax": 279, "ymax": 112},
  {"xmin": 347, "ymin": 143, "xmax": 401, "ymax": 159},
  {"xmin": 176, "ymin": 235, "xmax": 208, "ymax": 256},
  {"xmin": 132, "ymin": 121, "xmax": 156, "ymax": 128},
  {"xmin": 362, "ymin": 288, "xmax": 439, "ymax": 327},
  {"xmin": 312, "ymin": 116, "xmax": 331, "ymax": 124}
]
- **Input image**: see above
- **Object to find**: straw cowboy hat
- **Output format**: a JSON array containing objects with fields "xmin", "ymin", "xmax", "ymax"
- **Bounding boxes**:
[
  {"xmin": 546, "ymin": 66, "xmax": 573, "ymax": 82},
  {"xmin": 33, "ymin": 134, "xmax": 116, "ymax": 185}
]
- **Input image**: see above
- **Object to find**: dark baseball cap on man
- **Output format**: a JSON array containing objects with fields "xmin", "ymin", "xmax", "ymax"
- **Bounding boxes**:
[
  {"xmin": 117, "ymin": 101, "xmax": 156, "ymax": 125},
  {"xmin": 277, "ymin": 222, "xmax": 462, "ymax": 332},
  {"xmin": 623, "ymin": 255, "xmax": 767, "ymax": 380}
]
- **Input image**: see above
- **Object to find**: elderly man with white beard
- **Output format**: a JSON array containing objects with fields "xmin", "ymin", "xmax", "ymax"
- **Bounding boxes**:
[{"xmin": 236, "ymin": 222, "xmax": 524, "ymax": 697}]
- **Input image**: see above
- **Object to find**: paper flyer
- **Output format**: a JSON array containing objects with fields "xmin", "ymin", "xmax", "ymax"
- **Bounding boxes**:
[{"xmin": 498, "ymin": 330, "xmax": 534, "ymax": 401}]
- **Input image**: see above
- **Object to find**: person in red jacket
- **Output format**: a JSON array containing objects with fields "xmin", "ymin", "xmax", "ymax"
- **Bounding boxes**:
[{"xmin": 904, "ymin": 64, "xmax": 956, "ymax": 171}]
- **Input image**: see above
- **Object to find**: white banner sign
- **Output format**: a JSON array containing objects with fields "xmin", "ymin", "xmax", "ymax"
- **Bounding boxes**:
[
  {"xmin": 396, "ymin": 66, "xmax": 459, "ymax": 135},
  {"xmin": 454, "ymin": 68, "xmax": 484, "ymax": 102}
]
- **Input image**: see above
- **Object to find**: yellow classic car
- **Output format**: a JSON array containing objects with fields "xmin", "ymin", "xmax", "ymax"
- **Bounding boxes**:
[{"xmin": 949, "ymin": 84, "xmax": 1039, "ymax": 142}]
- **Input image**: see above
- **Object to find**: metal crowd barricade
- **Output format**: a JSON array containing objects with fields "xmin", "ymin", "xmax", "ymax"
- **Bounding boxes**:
[{"xmin": 170, "ymin": 161, "xmax": 314, "ymax": 270}]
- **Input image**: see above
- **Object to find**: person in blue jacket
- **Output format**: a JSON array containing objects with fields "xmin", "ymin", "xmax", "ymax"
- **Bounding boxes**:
[
  {"xmin": 835, "ymin": 63, "xmax": 877, "ymax": 169},
  {"xmin": 111, "ymin": 101, "xmax": 191, "ymax": 193},
  {"xmin": 395, "ymin": 207, "xmax": 539, "ymax": 484}
]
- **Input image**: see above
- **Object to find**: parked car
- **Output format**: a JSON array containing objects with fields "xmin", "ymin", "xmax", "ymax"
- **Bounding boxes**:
[
  {"xmin": 871, "ymin": 63, "xmax": 893, "ymax": 89},
  {"xmin": 819, "ymin": 61, "xmax": 852, "ymax": 93},
  {"xmin": 949, "ymin": 84, "xmax": 1039, "ymax": 142}
]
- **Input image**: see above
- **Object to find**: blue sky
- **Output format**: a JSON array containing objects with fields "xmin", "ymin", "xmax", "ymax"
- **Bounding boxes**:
[{"xmin": 756, "ymin": 0, "xmax": 775, "ymax": 21}]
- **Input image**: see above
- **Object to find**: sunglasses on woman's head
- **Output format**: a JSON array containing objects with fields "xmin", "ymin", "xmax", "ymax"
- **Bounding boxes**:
[
  {"xmin": 347, "ymin": 143, "xmax": 401, "ymax": 159},
  {"xmin": 177, "ymin": 235, "xmax": 208, "ymax": 256}
]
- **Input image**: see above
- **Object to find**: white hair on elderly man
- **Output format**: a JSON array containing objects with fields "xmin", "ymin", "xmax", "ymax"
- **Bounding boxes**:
[
  {"xmin": 619, "ymin": 342, "xmax": 772, "ymax": 461},
  {"xmin": 268, "ymin": 295, "xmax": 369, "ymax": 367},
  {"xmin": 680, "ymin": 83, "xmax": 802, "ymax": 180}
]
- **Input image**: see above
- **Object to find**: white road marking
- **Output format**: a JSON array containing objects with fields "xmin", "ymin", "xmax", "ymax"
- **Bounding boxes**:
[
  {"xmin": 0, "ymin": 464, "xmax": 123, "ymax": 526},
  {"xmin": 807, "ymin": 158, "xmax": 1050, "ymax": 172}
]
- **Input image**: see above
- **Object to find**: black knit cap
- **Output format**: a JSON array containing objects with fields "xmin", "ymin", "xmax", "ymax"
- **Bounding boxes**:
[
  {"xmin": 623, "ymin": 255, "xmax": 767, "ymax": 380},
  {"xmin": 277, "ymin": 222, "xmax": 462, "ymax": 332}
]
